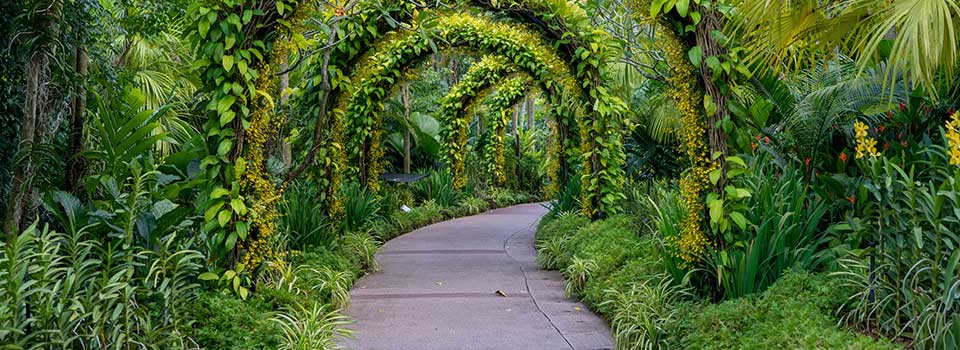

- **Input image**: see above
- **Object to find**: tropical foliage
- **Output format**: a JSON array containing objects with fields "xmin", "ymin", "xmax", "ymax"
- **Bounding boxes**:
[{"xmin": 3, "ymin": 0, "xmax": 960, "ymax": 348}]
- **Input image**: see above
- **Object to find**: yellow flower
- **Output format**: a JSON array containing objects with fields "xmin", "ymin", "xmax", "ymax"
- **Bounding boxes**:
[
  {"xmin": 945, "ymin": 112, "xmax": 960, "ymax": 166},
  {"xmin": 853, "ymin": 120, "xmax": 879, "ymax": 159}
]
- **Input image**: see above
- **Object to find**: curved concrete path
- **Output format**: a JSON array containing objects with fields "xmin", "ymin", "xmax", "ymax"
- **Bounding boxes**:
[{"xmin": 341, "ymin": 203, "xmax": 614, "ymax": 350}]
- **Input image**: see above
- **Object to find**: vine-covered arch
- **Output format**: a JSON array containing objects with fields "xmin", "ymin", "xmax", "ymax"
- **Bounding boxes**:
[
  {"xmin": 340, "ymin": 13, "xmax": 579, "ymax": 190},
  {"xmin": 298, "ymin": 1, "xmax": 628, "ymax": 218},
  {"xmin": 436, "ymin": 55, "xmax": 524, "ymax": 189},
  {"xmin": 484, "ymin": 76, "xmax": 535, "ymax": 186},
  {"xmin": 434, "ymin": 55, "xmax": 566, "ymax": 192}
]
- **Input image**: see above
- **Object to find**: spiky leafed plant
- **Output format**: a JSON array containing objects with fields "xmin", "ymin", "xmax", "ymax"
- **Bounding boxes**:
[{"xmin": 271, "ymin": 302, "xmax": 354, "ymax": 350}]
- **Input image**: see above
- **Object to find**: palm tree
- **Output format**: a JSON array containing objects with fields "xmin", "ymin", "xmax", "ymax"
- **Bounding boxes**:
[{"xmin": 727, "ymin": 0, "xmax": 960, "ymax": 100}]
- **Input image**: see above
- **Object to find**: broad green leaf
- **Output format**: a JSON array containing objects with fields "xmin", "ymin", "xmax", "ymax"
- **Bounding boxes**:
[
  {"xmin": 729, "ymin": 212, "xmax": 749, "ymax": 230},
  {"xmin": 727, "ymin": 156, "xmax": 747, "ymax": 168},
  {"xmin": 210, "ymin": 187, "xmax": 230, "ymax": 199},
  {"xmin": 199, "ymin": 19, "xmax": 210, "ymax": 38},
  {"xmin": 204, "ymin": 201, "xmax": 225, "ymax": 222},
  {"xmin": 709, "ymin": 168, "xmax": 722, "ymax": 185},
  {"xmin": 688, "ymin": 46, "xmax": 702, "ymax": 66},
  {"xmin": 708, "ymin": 198, "xmax": 724, "ymax": 223},
  {"xmin": 225, "ymin": 34, "xmax": 236, "ymax": 50},
  {"xmin": 230, "ymin": 198, "xmax": 247, "ymax": 215},
  {"xmin": 704, "ymin": 94, "xmax": 717, "ymax": 117},
  {"xmin": 676, "ymin": 0, "xmax": 689, "ymax": 17},
  {"xmin": 222, "ymin": 55, "xmax": 234, "ymax": 71},
  {"xmin": 217, "ymin": 209, "xmax": 232, "ymax": 227},
  {"xmin": 198, "ymin": 272, "xmax": 218, "ymax": 281}
]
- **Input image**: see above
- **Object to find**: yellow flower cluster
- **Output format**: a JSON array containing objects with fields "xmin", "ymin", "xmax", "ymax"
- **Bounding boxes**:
[
  {"xmin": 240, "ymin": 61, "xmax": 285, "ymax": 269},
  {"xmin": 660, "ymin": 27, "xmax": 716, "ymax": 265},
  {"xmin": 853, "ymin": 120, "xmax": 879, "ymax": 159},
  {"xmin": 946, "ymin": 111, "xmax": 960, "ymax": 165}
]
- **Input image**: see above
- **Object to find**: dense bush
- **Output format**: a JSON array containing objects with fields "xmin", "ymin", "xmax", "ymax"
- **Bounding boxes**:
[
  {"xmin": 671, "ymin": 272, "xmax": 900, "ymax": 350},
  {"xmin": 535, "ymin": 213, "xmax": 897, "ymax": 350}
]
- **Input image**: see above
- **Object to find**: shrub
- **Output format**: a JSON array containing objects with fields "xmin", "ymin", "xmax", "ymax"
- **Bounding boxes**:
[
  {"xmin": 187, "ymin": 291, "xmax": 282, "ymax": 350},
  {"xmin": 412, "ymin": 169, "xmax": 457, "ymax": 207},
  {"xmin": 562, "ymin": 217, "xmax": 645, "ymax": 282},
  {"xmin": 300, "ymin": 266, "xmax": 357, "ymax": 310},
  {"xmin": 705, "ymin": 164, "xmax": 832, "ymax": 300},
  {"xmin": 1, "ymin": 223, "xmax": 203, "ymax": 349},
  {"xmin": 672, "ymin": 272, "xmax": 900, "ymax": 350},
  {"xmin": 535, "ymin": 213, "xmax": 590, "ymax": 268},
  {"xmin": 601, "ymin": 275, "xmax": 690, "ymax": 350},
  {"xmin": 341, "ymin": 181, "xmax": 382, "ymax": 233},
  {"xmin": 280, "ymin": 181, "xmax": 334, "ymax": 249},
  {"xmin": 564, "ymin": 257, "xmax": 598, "ymax": 297},
  {"xmin": 836, "ymin": 153, "xmax": 960, "ymax": 349},
  {"xmin": 337, "ymin": 231, "xmax": 380, "ymax": 272},
  {"xmin": 548, "ymin": 176, "xmax": 581, "ymax": 216}
]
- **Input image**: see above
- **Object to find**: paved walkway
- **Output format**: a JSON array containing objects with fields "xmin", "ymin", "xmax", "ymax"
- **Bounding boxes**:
[{"xmin": 342, "ymin": 203, "xmax": 614, "ymax": 350}]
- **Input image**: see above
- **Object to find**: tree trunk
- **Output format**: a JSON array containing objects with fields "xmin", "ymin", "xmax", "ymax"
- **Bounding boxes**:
[
  {"xmin": 5, "ymin": 55, "xmax": 41, "ymax": 237},
  {"xmin": 695, "ymin": 7, "xmax": 729, "ymax": 163},
  {"xmin": 5, "ymin": 0, "xmax": 61, "ymax": 237},
  {"xmin": 279, "ymin": 60, "xmax": 292, "ymax": 169},
  {"xmin": 448, "ymin": 58, "xmax": 459, "ymax": 87},
  {"xmin": 401, "ymin": 83, "xmax": 412, "ymax": 173},
  {"xmin": 65, "ymin": 46, "xmax": 87, "ymax": 193},
  {"xmin": 513, "ymin": 106, "xmax": 521, "ymax": 181},
  {"xmin": 525, "ymin": 97, "xmax": 535, "ymax": 130}
]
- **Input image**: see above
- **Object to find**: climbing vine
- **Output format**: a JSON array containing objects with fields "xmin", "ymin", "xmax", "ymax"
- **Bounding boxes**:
[
  {"xmin": 658, "ymin": 27, "xmax": 714, "ymax": 264},
  {"xmin": 190, "ymin": 0, "xmax": 310, "ymax": 266},
  {"xmin": 338, "ymin": 12, "xmax": 577, "ymax": 191},
  {"xmin": 437, "ymin": 55, "xmax": 517, "ymax": 189},
  {"xmin": 486, "ymin": 77, "xmax": 532, "ymax": 186},
  {"xmin": 295, "ymin": 0, "xmax": 629, "ymax": 218}
]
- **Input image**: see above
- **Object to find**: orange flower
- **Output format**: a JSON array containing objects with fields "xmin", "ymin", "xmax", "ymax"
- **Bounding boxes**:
[
  {"xmin": 839, "ymin": 151, "xmax": 847, "ymax": 163},
  {"xmin": 751, "ymin": 142, "xmax": 757, "ymax": 151},
  {"xmin": 805, "ymin": 157, "xmax": 811, "ymax": 166},
  {"xmin": 848, "ymin": 195, "xmax": 856, "ymax": 205},
  {"xmin": 763, "ymin": 136, "xmax": 770, "ymax": 144}
]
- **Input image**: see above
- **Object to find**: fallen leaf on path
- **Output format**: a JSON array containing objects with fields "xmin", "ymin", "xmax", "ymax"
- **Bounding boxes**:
[
  {"xmin": 495, "ymin": 290, "xmax": 507, "ymax": 297},
  {"xmin": 574, "ymin": 306, "xmax": 582, "ymax": 311}
]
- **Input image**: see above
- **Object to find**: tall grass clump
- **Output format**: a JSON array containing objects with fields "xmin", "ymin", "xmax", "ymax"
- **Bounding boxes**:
[
  {"xmin": 281, "ymin": 181, "xmax": 334, "ymax": 249},
  {"xmin": 341, "ymin": 181, "xmax": 382, "ymax": 233},
  {"xmin": 705, "ymin": 164, "xmax": 831, "ymax": 300},
  {"xmin": 412, "ymin": 169, "xmax": 457, "ymax": 207}
]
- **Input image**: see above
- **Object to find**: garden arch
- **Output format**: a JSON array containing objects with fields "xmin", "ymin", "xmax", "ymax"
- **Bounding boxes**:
[
  {"xmin": 339, "ymin": 13, "xmax": 578, "ymax": 190},
  {"xmin": 433, "ymin": 55, "xmax": 558, "ymax": 190},
  {"xmin": 483, "ymin": 76, "xmax": 536, "ymax": 187},
  {"xmin": 299, "ymin": 8, "xmax": 628, "ymax": 218}
]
